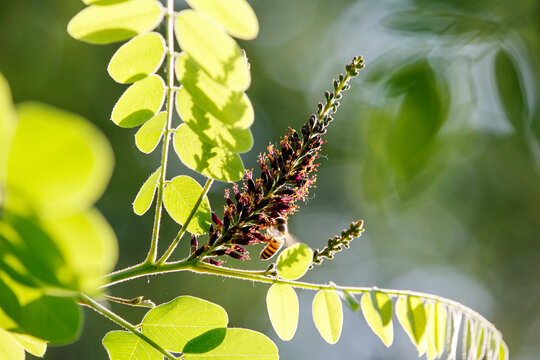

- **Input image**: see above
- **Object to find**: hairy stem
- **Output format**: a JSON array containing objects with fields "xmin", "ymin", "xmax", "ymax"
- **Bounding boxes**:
[
  {"xmin": 79, "ymin": 294, "xmax": 179, "ymax": 360},
  {"xmin": 157, "ymin": 178, "xmax": 214, "ymax": 264},
  {"xmin": 144, "ymin": 0, "xmax": 177, "ymax": 265}
]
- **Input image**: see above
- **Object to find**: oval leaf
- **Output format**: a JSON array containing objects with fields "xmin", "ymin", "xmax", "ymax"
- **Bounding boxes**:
[
  {"xmin": 10, "ymin": 333, "xmax": 47, "ymax": 357},
  {"xmin": 266, "ymin": 284, "xmax": 298, "ymax": 341},
  {"xmin": 7, "ymin": 102, "xmax": 113, "ymax": 218},
  {"xmin": 108, "ymin": 32, "xmax": 166, "ymax": 84},
  {"xmin": 68, "ymin": 0, "xmax": 163, "ymax": 44},
  {"xmin": 360, "ymin": 291, "xmax": 394, "ymax": 347},
  {"xmin": 111, "ymin": 75, "xmax": 165, "ymax": 128},
  {"xmin": 312, "ymin": 290, "xmax": 343, "ymax": 344},
  {"xmin": 175, "ymin": 10, "xmax": 250, "ymax": 90},
  {"xmin": 396, "ymin": 296, "xmax": 427, "ymax": 349},
  {"xmin": 173, "ymin": 124, "xmax": 244, "ymax": 182},
  {"xmin": 425, "ymin": 302, "xmax": 447, "ymax": 358},
  {"xmin": 494, "ymin": 49, "xmax": 528, "ymax": 132},
  {"xmin": 0, "ymin": 328, "xmax": 24, "ymax": 360},
  {"xmin": 142, "ymin": 296, "xmax": 228, "ymax": 350},
  {"xmin": 133, "ymin": 168, "xmax": 161, "ymax": 215},
  {"xmin": 183, "ymin": 328, "xmax": 278, "ymax": 360},
  {"xmin": 276, "ymin": 243, "xmax": 312, "ymax": 280},
  {"xmin": 103, "ymin": 331, "xmax": 161, "ymax": 360},
  {"xmin": 135, "ymin": 111, "xmax": 167, "ymax": 153},
  {"xmin": 186, "ymin": 0, "xmax": 258, "ymax": 40},
  {"xmin": 175, "ymin": 53, "xmax": 254, "ymax": 130},
  {"xmin": 162, "ymin": 176, "xmax": 212, "ymax": 234}
]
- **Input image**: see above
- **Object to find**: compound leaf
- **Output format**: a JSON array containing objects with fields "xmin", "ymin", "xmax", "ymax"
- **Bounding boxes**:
[
  {"xmin": 175, "ymin": 10, "xmax": 250, "ymax": 91},
  {"xmin": 68, "ymin": 0, "xmax": 163, "ymax": 44},
  {"xmin": 108, "ymin": 32, "xmax": 166, "ymax": 84},
  {"xmin": 183, "ymin": 328, "xmax": 278, "ymax": 360},
  {"xmin": 111, "ymin": 75, "xmax": 165, "ymax": 128},
  {"xmin": 312, "ymin": 290, "xmax": 342, "ymax": 344},
  {"xmin": 360, "ymin": 291, "xmax": 394, "ymax": 347},
  {"xmin": 162, "ymin": 176, "xmax": 212, "ymax": 234},
  {"xmin": 135, "ymin": 112, "xmax": 167, "ymax": 153},
  {"xmin": 133, "ymin": 168, "xmax": 160, "ymax": 216},
  {"xmin": 103, "ymin": 331, "xmax": 161, "ymax": 360},
  {"xmin": 142, "ymin": 296, "xmax": 228, "ymax": 351},
  {"xmin": 276, "ymin": 243, "xmax": 312, "ymax": 280},
  {"xmin": 396, "ymin": 296, "xmax": 427, "ymax": 350},
  {"xmin": 266, "ymin": 284, "xmax": 298, "ymax": 341},
  {"xmin": 7, "ymin": 103, "xmax": 113, "ymax": 218},
  {"xmin": 175, "ymin": 53, "xmax": 254, "ymax": 130},
  {"xmin": 173, "ymin": 124, "xmax": 244, "ymax": 182},
  {"xmin": 186, "ymin": 0, "xmax": 258, "ymax": 40}
]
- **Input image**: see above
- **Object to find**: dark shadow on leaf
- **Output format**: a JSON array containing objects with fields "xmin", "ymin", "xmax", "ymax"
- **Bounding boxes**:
[
  {"xmin": 124, "ymin": 73, "xmax": 150, "ymax": 84},
  {"xmin": 117, "ymin": 109, "xmax": 154, "ymax": 128},
  {"xmin": 182, "ymin": 328, "xmax": 227, "ymax": 354},
  {"xmin": 80, "ymin": 29, "xmax": 138, "ymax": 45},
  {"xmin": 277, "ymin": 245, "xmax": 310, "ymax": 270}
]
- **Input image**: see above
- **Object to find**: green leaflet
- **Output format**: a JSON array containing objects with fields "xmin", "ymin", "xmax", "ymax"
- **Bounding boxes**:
[
  {"xmin": 7, "ymin": 102, "xmax": 113, "ymax": 218},
  {"xmin": 135, "ymin": 112, "xmax": 167, "ymax": 153},
  {"xmin": 10, "ymin": 332, "xmax": 47, "ymax": 357},
  {"xmin": 173, "ymin": 124, "xmax": 244, "ymax": 182},
  {"xmin": 0, "ymin": 327, "xmax": 24, "ymax": 360},
  {"xmin": 276, "ymin": 243, "xmax": 313, "ymax": 280},
  {"xmin": 68, "ymin": 0, "xmax": 164, "ymax": 44},
  {"xmin": 183, "ymin": 328, "xmax": 278, "ymax": 360},
  {"xmin": 175, "ymin": 87, "xmax": 253, "ymax": 153},
  {"xmin": 360, "ymin": 291, "xmax": 394, "ymax": 347},
  {"xmin": 103, "ymin": 331, "xmax": 162, "ymax": 360},
  {"xmin": 162, "ymin": 176, "xmax": 212, "ymax": 235},
  {"xmin": 312, "ymin": 290, "xmax": 343, "ymax": 344},
  {"xmin": 494, "ymin": 48, "xmax": 529, "ymax": 133},
  {"xmin": 175, "ymin": 53, "xmax": 254, "ymax": 130},
  {"xmin": 425, "ymin": 302, "xmax": 446, "ymax": 359},
  {"xmin": 333, "ymin": 286, "xmax": 360, "ymax": 313},
  {"xmin": 142, "ymin": 296, "xmax": 228, "ymax": 351},
  {"xmin": 396, "ymin": 296, "xmax": 427, "ymax": 350},
  {"xmin": 133, "ymin": 168, "xmax": 161, "ymax": 216},
  {"xmin": 111, "ymin": 75, "xmax": 165, "ymax": 128},
  {"xmin": 0, "ymin": 73, "xmax": 16, "ymax": 186},
  {"xmin": 108, "ymin": 32, "xmax": 166, "ymax": 84},
  {"xmin": 175, "ymin": 10, "xmax": 250, "ymax": 91},
  {"xmin": 186, "ymin": 0, "xmax": 259, "ymax": 40},
  {"xmin": 266, "ymin": 284, "xmax": 299, "ymax": 341}
]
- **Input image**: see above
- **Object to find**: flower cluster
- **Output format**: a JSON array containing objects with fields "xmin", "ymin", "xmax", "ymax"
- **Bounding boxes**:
[
  {"xmin": 189, "ymin": 56, "xmax": 365, "ymax": 264},
  {"xmin": 311, "ymin": 220, "xmax": 364, "ymax": 266}
]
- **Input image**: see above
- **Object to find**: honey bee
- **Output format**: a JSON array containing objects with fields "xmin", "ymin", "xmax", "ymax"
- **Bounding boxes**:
[{"xmin": 260, "ymin": 217, "xmax": 296, "ymax": 260}]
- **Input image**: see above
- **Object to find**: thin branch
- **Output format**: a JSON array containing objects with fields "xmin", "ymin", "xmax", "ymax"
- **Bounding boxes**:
[{"xmin": 78, "ymin": 294, "xmax": 179, "ymax": 360}]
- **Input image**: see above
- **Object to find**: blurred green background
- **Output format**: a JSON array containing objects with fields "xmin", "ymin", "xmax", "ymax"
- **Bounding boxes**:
[{"xmin": 1, "ymin": 0, "xmax": 539, "ymax": 359}]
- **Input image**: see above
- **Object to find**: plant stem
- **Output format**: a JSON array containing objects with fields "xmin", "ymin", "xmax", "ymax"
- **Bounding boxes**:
[
  {"xmin": 79, "ymin": 294, "xmax": 179, "ymax": 360},
  {"xmin": 144, "ymin": 0, "xmax": 177, "ymax": 265},
  {"xmin": 157, "ymin": 178, "xmax": 214, "ymax": 264}
]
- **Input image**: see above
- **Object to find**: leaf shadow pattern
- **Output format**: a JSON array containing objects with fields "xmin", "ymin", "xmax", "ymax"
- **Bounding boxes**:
[
  {"xmin": 277, "ymin": 245, "xmax": 311, "ymax": 272},
  {"xmin": 182, "ymin": 328, "xmax": 227, "ymax": 354}
]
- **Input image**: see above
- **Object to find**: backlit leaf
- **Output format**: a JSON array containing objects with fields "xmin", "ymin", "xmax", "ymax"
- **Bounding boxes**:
[
  {"xmin": 0, "ymin": 73, "xmax": 16, "ymax": 185},
  {"xmin": 186, "ymin": 0, "xmax": 258, "ymax": 40},
  {"xmin": 142, "ymin": 296, "xmax": 228, "ymax": 351},
  {"xmin": 7, "ymin": 103, "xmax": 113, "ymax": 218},
  {"xmin": 276, "ymin": 243, "xmax": 312, "ymax": 280},
  {"xmin": 183, "ymin": 328, "xmax": 278, "ymax": 360},
  {"xmin": 333, "ymin": 286, "xmax": 360, "ymax": 313},
  {"xmin": 175, "ymin": 53, "xmax": 254, "ymax": 130},
  {"xmin": 10, "ymin": 332, "xmax": 47, "ymax": 357},
  {"xmin": 103, "ymin": 331, "xmax": 161, "ymax": 360},
  {"xmin": 266, "ymin": 284, "xmax": 298, "ymax": 341},
  {"xmin": 111, "ymin": 75, "xmax": 165, "ymax": 128},
  {"xmin": 162, "ymin": 176, "xmax": 212, "ymax": 234},
  {"xmin": 0, "ymin": 327, "xmax": 24, "ymax": 360},
  {"xmin": 396, "ymin": 296, "xmax": 427, "ymax": 349},
  {"xmin": 108, "ymin": 32, "xmax": 166, "ymax": 84},
  {"xmin": 175, "ymin": 10, "xmax": 250, "ymax": 90},
  {"xmin": 135, "ymin": 112, "xmax": 167, "ymax": 153},
  {"xmin": 68, "ymin": 0, "xmax": 163, "ymax": 44},
  {"xmin": 312, "ymin": 290, "xmax": 342, "ymax": 344},
  {"xmin": 494, "ymin": 48, "xmax": 528, "ymax": 133},
  {"xmin": 133, "ymin": 168, "xmax": 160, "ymax": 216},
  {"xmin": 425, "ymin": 302, "xmax": 447, "ymax": 358},
  {"xmin": 360, "ymin": 291, "xmax": 394, "ymax": 347},
  {"xmin": 173, "ymin": 124, "xmax": 244, "ymax": 182}
]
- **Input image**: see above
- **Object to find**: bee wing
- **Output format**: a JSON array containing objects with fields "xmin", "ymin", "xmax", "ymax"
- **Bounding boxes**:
[{"xmin": 283, "ymin": 233, "xmax": 298, "ymax": 247}]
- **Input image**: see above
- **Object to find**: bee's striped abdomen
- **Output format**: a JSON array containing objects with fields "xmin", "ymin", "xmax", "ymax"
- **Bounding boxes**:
[{"xmin": 260, "ymin": 239, "xmax": 282, "ymax": 260}]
